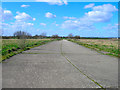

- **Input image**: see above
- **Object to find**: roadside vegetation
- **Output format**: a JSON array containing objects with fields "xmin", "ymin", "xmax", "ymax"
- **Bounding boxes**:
[
  {"xmin": 68, "ymin": 39, "xmax": 119, "ymax": 57},
  {"xmin": 2, "ymin": 39, "xmax": 54, "ymax": 62},
  {"xmin": 1, "ymin": 31, "xmax": 65, "ymax": 62},
  {"xmin": 1, "ymin": 30, "xmax": 119, "ymax": 62},
  {"xmin": 2, "ymin": 31, "xmax": 75, "ymax": 62}
]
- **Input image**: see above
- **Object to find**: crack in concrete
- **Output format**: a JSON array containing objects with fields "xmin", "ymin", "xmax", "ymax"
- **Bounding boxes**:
[{"xmin": 60, "ymin": 40, "xmax": 105, "ymax": 89}]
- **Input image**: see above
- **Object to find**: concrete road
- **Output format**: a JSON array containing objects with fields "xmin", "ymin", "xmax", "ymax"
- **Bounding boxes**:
[{"xmin": 2, "ymin": 40, "xmax": 118, "ymax": 88}]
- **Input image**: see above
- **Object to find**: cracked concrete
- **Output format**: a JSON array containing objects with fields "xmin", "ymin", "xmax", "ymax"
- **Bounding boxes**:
[{"xmin": 2, "ymin": 40, "xmax": 118, "ymax": 88}]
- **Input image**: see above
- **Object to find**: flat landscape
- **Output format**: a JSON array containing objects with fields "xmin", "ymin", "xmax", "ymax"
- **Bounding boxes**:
[
  {"xmin": 2, "ymin": 39, "xmax": 118, "ymax": 88},
  {"xmin": 69, "ymin": 39, "xmax": 119, "ymax": 57},
  {"xmin": 2, "ymin": 39, "xmax": 53, "ymax": 61},
  {"xmin": 1, "ymin": 1, "xmax": 119, "ymax": 89}
]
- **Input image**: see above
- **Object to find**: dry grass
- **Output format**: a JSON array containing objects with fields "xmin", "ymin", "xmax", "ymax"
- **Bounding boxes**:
[
  {"xmin": 1, "ymin": 39, "xmax": 53, "ymax": 61},
  {"xmin": 78, "ymin": 39, "xmax": 118, "ymax": 49},
  {"xmin": 69, "ymin": 39, "xmax": 119, "ymax": 57}
]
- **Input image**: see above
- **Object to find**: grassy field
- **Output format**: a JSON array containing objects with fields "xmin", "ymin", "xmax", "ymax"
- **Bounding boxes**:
[
  {"xmin": 68, "ymin": 39, "xmax": 119, "ymax": 57},
  {"xmin": 1, "ymin": 38, "xmax": 119, "ymax": 62},
  {"xmin": 1, "ymin": 39, "xmax": 54, "ymax": 62}
]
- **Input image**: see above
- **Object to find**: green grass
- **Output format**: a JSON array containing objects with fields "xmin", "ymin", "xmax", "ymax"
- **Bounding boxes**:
[
  {"xmin": 68, "ymin": 39, "xmax": 119, "ymax": 58},
  {"xmin": 1, "ymin": 39, "xmax": 54, "ymax": 62}
]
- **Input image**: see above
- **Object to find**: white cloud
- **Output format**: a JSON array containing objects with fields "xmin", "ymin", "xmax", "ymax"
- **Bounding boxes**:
[
  {"xmin": 27, "ymin": 23, "xmax": 34, "ymax": 26},
  {"xmin": 0, "ymin": 7, "xmax": 2, "ymax": 21},
  {"xmin": 63, "ymin": 16, "xmax": 76, "ymax": 19},
  {"xmin": 4, "ymin": 10, "xmax": 11, "ymax": 14},
  {"xmin": 21, "ymin": 4, "xmax": 30, "ymax": 8},
  {"xmin": 2, "ymin": 21, "xmax": 34, "ymax": 36},
  {"xmin": 52, "ymin": 21, "xmax": 59, "ymax": 26},
  {"xmin": 15, "ymin": 12, "xmax": 36, "ymax": 21},
  {"xmin": 63, "ymin": 0, "xmax": 68, "ymax": 5},
  {"xmin": 1, "ymin": 23, "xmax": 8, "ymax": 27},
  {"xmin": 85, "ymin": 11, "xmax": 112, "ymax": 22},
  {"xmin": 45, "ymin": 12, "xmax": 56, "ymax": 18},
  {"xmin": 10, "ymin": 21, "xmax": 34, "ymax": 29},
  {"xmin": 103, "ymin": 24, "xmax": 118, "ymax": 30},
  {"xmin": 61, "ymin": 19, "xmax": 95, "ymax": 30},
  {"xmin": 0, "ymin": 22, "xmax": 10, "ymax": 35},
  {"xmin": 33, "ymin": 18, "xmax": 36, "ymax": 21},
  {"xmin": 40, "ymin": 23, "xmax": 46, "ymax": 26},
  {"xmin": 55, "ymin": 24, "xmax": 59, "ymax": 26},
  {"xmin": 84, "ymin": 3, "xmax": 95, "ymax": 9},
  {"xmin": 36, "ymin": 0, "xmax": 68, "ymax": 5},
  {"xmin": 84, "ymin": 4, "xmax": 118, "ymax": 22},
  {"xmin": 61, "ymin": 4, "xmax": 117, "ymax": 31},
  {"xmin": 93, "ymin": 4, "xmax": 118, "ymax": 12},
  {"xmin": 2, "ymin": 10, "xmax": 13, "ymax": 21}
]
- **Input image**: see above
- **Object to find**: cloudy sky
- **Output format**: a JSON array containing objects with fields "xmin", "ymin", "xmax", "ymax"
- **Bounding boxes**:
[{"xmin": 1, "ymin": 0, "xmax": 118, "ymax": 37}]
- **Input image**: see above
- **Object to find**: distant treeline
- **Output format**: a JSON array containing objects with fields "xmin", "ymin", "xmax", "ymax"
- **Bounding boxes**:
[
  {"xmin": 2, "ymin": 36, "xmax": 80, "ymax": 39},
  {"xmin": 2, "ymin": 36, "xmax": 118, "ymax": 39},
  {"xmin": 2, "ymin": 31, "xmax": 118, "ymax": 39},
  {"xmin": 2, "ymin": 31, "xmax": 81, "ymax": 39}
]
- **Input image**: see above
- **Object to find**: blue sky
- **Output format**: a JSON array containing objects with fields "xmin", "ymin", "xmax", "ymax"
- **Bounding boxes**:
[{"xmin": 1, "ymin": 1, "xmax": 119, "ymax": 37}]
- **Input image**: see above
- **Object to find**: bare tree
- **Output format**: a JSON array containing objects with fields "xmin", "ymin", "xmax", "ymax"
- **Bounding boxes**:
[
  {"xmin": 14, "ymin": 31, "xmax": 31, "ymax": 39},
  {"xmin": 34, "ymin": 34, "xmax": 39, "ymax": 39},
  {"xmin": 51, "ymin": 34, "xmax": 59, "ymax": 39},
  {"xmin": 68, "ymin": 33, "xmax": 74, "ymax": 39},
  {"xmin": 74, "ymin": 35, "xmax": 80, "ymax": 39},
  {"xmin": 40, "ymin": 32, "xmax": 47, "ymax": 38},
  {"xmin": 13, "ymin": 31, "xmax": 31, "ymax": 49}
]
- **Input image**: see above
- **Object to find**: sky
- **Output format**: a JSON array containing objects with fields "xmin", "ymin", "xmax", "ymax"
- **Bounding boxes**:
[{"xmin": 1, "ymin": 0, "xmax": 119, "ymax": 37}]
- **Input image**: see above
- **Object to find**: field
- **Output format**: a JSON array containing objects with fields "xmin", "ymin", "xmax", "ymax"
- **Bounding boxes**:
[
  {"xmin": 1, "ymin": 38, "xmax": 119, "ymax": 62},
  {"xmin": 1, "ymin": 39, "xmax": 53, "ymax": 62},
  {"xmin": 68, "ymin": 39, "xmax": 119, "ymax": 57}
]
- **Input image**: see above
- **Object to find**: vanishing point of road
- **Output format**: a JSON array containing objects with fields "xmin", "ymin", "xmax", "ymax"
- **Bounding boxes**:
[{"xmin": 2, "ymin": 40, "xmax": 118, "ymax": 88}]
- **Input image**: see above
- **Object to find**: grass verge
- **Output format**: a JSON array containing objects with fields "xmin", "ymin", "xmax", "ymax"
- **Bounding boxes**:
[
  {"xmin": 68, "ymin": 39, "xmax": 119, "ymax": 58},
  {"xmin": 1, "ymin": 39, "xmax": 56, "ymax": 62}
]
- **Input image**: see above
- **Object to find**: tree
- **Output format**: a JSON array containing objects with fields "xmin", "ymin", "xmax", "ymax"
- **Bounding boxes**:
[
  {"xmin": 68, "ymin": 33, "xmax": 73, "ymax": 38},
  {"xmin": 74, "ymin": 35, "xmax": 80, "ymax": 39},
  {"xmin": 13, "ymin": 31, "xmax": 31, "ymax": 49},
  {"xmin": 34, "ymin": 34, "xmax": 39, "ymax": 39},
  {"xmin": 51, "ymin": 34, "xmax": 59, "ymax": 39},
  {"xmin": 40, "ymin": 32, "xmax": 47, "ymax": 38},
  {"xmin": 14, "ymin": 31, "xmax": 31, "ymax": 39}
]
